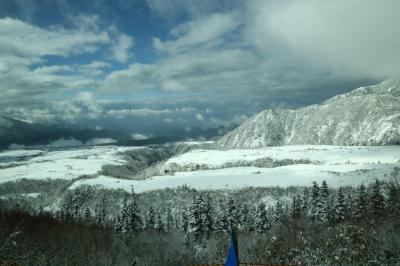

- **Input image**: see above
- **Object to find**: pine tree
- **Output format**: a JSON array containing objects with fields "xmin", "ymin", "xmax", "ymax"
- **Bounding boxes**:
[
  {"xmin": 332, "ymin": 188, "xmax": 345, "ymax": 223},
  {"xmin": 181, "ymin": 209, "xmax": 189, "ymax": 233},
  {"xmin": 386, "ymin": 182, "xmax": 400, "ymax": 217},
  {"xmin": 316, "ymin": 181, "xmax": 329, "ymax": 223},
  {"xmin": 239, "ymin": 202, "xmax": 250, "ymax": 231},
  {"xmin": 255, "ymin": 202, "xmax": 269, "ymax": 233},
  {"xmin": 165, "ymin": 207, "xmax": 174, "ymax": 232},
  {"xmin": 274, "ymin": 200, "xmax": 285, "ymax": 224},
  {"xmin": 188, "ymin": 195, "xmax": 203, "ymax": 241},
  {"xmin": 84, "ymin": 207, "xmax": 91, "ymax": 220},
  {"xmin": 127, "ymin": 201, "xmax": 142, "ymax": 232},
  {"xmin": 227, "ymin": 197, "xmax": 238, "ymax": 228},
  {"xmin": 154, "ymin": 212, "xmax": 164, "ymax": 232},
  {"xmin": 145, "ymin": 206, "xmax": 156, "ymax": 230},
  {"xmin": 115, "ymin": 215, "xmax": 125, "ymax": 239},
  {"xmin": 95, "ymin": 198, "xmax": 107, "ymax": 227},
  {"xmin": 301, "ymin": 187, "xmax": 309, "ymax": 214},
  {"xmin": 291, "ymin": 196, "xmax": 302, "ymax": 220},
  {"xmin": 310, "ymin": 181, "xmax": 320, "ymax": 221},
  {"xmin": 353, "ymin": 184, "xmax": 368, "ymax": 219},
  {"xmin": 72, "ymin": 195, "xmax": 80, "ymax": 218},
  {"xmin": 202, "ymin": 194, "xmax": 214, "ymax": 237},
  {"xmin": 370, "ymin": 180, "xmax": 385, "ymax": 219}
]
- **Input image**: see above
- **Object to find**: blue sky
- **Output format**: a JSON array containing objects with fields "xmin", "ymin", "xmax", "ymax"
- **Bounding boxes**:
[{"xmin": 0, "ymin": 0, "xmax": 399, "ymax": 138}]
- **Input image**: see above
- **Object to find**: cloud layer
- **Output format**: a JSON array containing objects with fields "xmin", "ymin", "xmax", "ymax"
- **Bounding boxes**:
[{"xmin": 1, "ymin": 0, "xmax": 398, "ymax": 137}]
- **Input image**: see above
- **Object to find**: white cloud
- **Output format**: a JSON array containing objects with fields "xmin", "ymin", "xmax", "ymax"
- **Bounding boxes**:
[
  {"xmin": 86, "ymin": 138, "xmax": 117, "ymax": 145},
  {"xmin": 246, "ymin": 0, "xmax": 400, "ymax": 79},
  {"xmin": 195, "ymin": 113, "xmax": 204, "ymax": 121},
  {"xmin": 111, "ymin": 33, "xmax": 134, "ymax": 63},
  {"xmin": 0, "ymin": 17, "xmax": 110, "ymax": 59},
  {"xmin": 154, "ymin": 11, "xmax": 242, "ymax": 54},
  {"xmin": 131, "ymin": 133, "xmax": 151, "ymax": 140}
]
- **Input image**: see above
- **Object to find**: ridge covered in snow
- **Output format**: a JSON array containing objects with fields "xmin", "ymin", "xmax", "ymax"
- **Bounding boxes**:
[{"xmin": 217, "ymin": 80, "xmax": 400, "ymax": 148}]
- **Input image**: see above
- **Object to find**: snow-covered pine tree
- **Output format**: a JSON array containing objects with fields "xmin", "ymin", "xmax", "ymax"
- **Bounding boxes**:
[
  {"xmin": 188, "ymin": 194, "xmax": 203, "ymax": 241},
  {"xmin": 291, "ymin": 196, "xmax": 301, "ymax": 220},
  {"xmin": 227, "ymin": 197, "xmax": 238, "ymax": 228},
  {"xmin": 181, "ymin": 209, "xmax": 189, "ymax": 233},
  {"xmin": 301, "ymin": 187, "xmax": 309, "ymax": 214},
  {"xmin": 353, "ymin": 184, "xmax": 368, "ymax": 219},
  {"xmin": 127, "ymin": 201, "xmax": 142, "ymax": 232},
  {"xmin": 154, "ymin": 212, "xmax": 164, "ymax": 232},
  {"xmin": 84, "ymin": 207, "xmax": 91, "ymax": 220},
  {"xmin": 165, "ymin": 207, "xmax": 174, "ymax": 232},
  {"xmin": 115, "ymin": 215, "xmax": 125, "ymax": 239},
  {"xmin": 95, "ymin": 198, "xmax": 107, "ymax": 227},
  {"xmin": 310, "ymin": 181, "xmax": 320, "ymax": 221},
  {"xmin": 386, "ymin": 181, "xmax": 400, "ymax": 217},
  {"xmin": 202, "ymin": 194, "xmax": 214, "ymax": 237},
  {"xmin": 274, "ymin": 200, "xmax": 285, "ymax": 224},
  {"xmin": 370, "ymin": 180, "xmax": 385, "ymax": 220},
  {"xmin": 316, "ymin": 181, "xmax": 329, "ymax": 223},
  {"xmin": 239, "ymin": 202, "xmax": 250, "ymax": 231},
  {"xmin": 145, "ymin": 206, "xmax": 156, "ymax": 230},
  {"xmin": 72, "ymin": 195, "xmax": 80, "ymax": 218},
  {"xmin": 332, "ymin": 188, "xmax": 345, "ymax": 223},
  {"xmin": 255, "ymin": 202, "xmax": 269, "ymax": 233}
]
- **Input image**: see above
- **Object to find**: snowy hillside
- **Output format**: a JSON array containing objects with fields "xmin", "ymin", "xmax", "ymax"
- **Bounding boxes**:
[
  {"xmin": 69, "ymin": 145, "xmax": 400, "ymax": 193},
  {"xmin": 217, "ymin": 80, "xmax": 400, "ymax": 148},
  {"xmin": 0, "ymin": 146, "xmax": 137, "ymax": 183}
]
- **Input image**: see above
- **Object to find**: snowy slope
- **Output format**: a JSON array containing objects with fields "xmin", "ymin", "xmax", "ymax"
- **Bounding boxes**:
[
  {"xmin": 69, "ymin": 163, "xmax": 395, "ymax": 193},
  {"xmin": 162, "ymin": 145, "xmax": 400, "ymax": 169},
  {"xmin": 217, "ymin": 80, "xmax": 400, "ymax": 148},
  {"xmin": 0, "ymin": 146, "xmax": 138, "ymax": 183},
  {"xmin": 69, "ymin": 145, "xmax": 400, "ymax": 193}
]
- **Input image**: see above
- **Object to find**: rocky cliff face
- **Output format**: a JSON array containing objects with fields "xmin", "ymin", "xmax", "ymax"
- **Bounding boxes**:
[{"xmin": 217, "ymin": 80, "xmax": 400, "ymax": 148}]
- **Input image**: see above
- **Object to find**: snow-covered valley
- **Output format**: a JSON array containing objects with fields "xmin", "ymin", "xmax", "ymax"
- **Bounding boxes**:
[{"xmin": 1, "ymin": 144, "xmax": 398, "ymax": 193}]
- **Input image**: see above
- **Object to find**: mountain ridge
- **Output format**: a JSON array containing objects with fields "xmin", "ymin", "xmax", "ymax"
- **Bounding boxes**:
[{"xmin": 216, "ymin": 80, "xmax": 400, "ymax": 148}]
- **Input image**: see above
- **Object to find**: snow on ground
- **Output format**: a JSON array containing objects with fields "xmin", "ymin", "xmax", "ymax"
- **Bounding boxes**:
[
  {"xmin": 0, "ymin": 146, "xmax": 139, "ymax": 183},
  {"xmin": 164, "ymin": 145, "xmax": 400, "ymax": 168},
  {"xmin": 69, "ymin": 163, "xmax": 397, "ymax": 193}
]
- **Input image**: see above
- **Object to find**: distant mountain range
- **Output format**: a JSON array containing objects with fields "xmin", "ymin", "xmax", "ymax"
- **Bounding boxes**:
[
  {"xmin": 217, "ymin": 80, "xmax": 400, "ymax": 148},
  {"xmin": 0, "ymin": 116, "xmax": 128, "ymax": 149}
]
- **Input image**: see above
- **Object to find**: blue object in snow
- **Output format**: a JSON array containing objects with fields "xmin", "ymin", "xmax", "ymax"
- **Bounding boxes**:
[{"xmin": 225, "ymin": 231, "xmax": 238, "ymax": 266}]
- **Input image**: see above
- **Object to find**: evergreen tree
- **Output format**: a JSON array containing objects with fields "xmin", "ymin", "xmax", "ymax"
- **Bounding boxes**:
[
  {"xmin": 386, "ymin": 182, "xmax": 400, "ymax": 217},
  {"xmin": 203, "ymin": 194, "xmax": 214, "ymax": 237},
  {"xmin": 154, "ymin": 212, "xmax": 164, "ymax": 232},
  {"xmin": 301, "ymin": 187, "xmax": 309, "ymax": 214},
  {"xmin": 310, "ymin": 181, "xmax": 320, "ymax": 220},
  {"xmin": 165, "ymin": 207, "xmax": 174, "ymax": 231},
  {"xmin": 255, "ymin": 202, "xmax": 269, "ymax": 233},
  {"xmin": 181, "ymin": 209, "xmax": 189, "ymax": 233},
  {"xmin": 291, "ymin": 196, "xmax": 302, "ymax": 220},
  {"xmin": 332, "ymin": 188, "xmax": 345, "ymax": 223},
  {"xmin": 84, "ymin": 207, "xmax": 91, "ymax": 220},
  {"xmin": 227, "ymin": 197, "xmax": 238, "ymax": 228},
  {"xmin": 127, "ymin": 201, "xmax": 142, "ymax": 232},
  {"xmin": 353, "ymin": 184, "xmax": 368, "ymax": 219},
  {"xmin": 95, "ymin": 198, "xmax": 107, "ymax": 227},
  {"xmin": 370, "ymin": 180, "xmax": 385, "ymax": 219},
  {"xmin": 72, "ymin": 195, "xmax": 80, "ymax": 218},
  {"xmin": 188, "ymin": 195, "xmax": 203, "ymax": 241},
  {"xmin": 145, "ymin": 206, "xmax": 156, "ymax": 230},
  {"xmin": 239, "ymin": 202, "xmax": 250, "ymax": 231},
  {"xmin": 316, "ymin": 181, "xmax": 329, "ymax": 223},
  {"xmin": 274, "ymin": 200, "xmax": 285, "ymax": 224}
]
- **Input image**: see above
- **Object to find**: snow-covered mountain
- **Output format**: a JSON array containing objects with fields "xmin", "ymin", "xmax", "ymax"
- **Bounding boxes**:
[{"xmin": 217, "ymin": 80, "xmax": 400, "ymax": 148}]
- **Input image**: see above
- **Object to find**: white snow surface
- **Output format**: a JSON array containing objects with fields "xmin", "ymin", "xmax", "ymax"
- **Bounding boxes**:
[
  {"xmin": 164, "ymin": 145, "xmax": 400, "ymax": 168},
  {"xmin": 0, "ymin": 146, "xmax": 138, "ymax": 183},
  {"xmin": 69, "ymin": 145, "xmax": 400, "ymax": 193}
]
